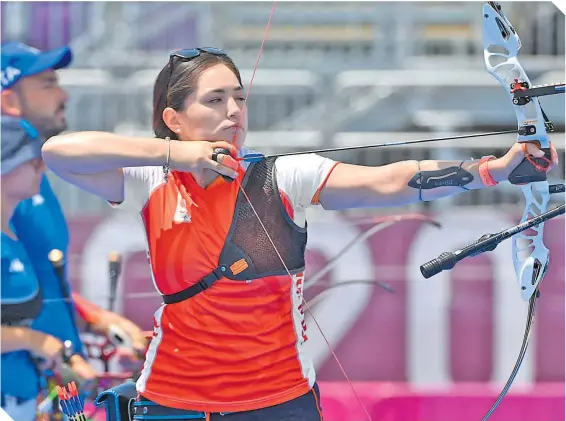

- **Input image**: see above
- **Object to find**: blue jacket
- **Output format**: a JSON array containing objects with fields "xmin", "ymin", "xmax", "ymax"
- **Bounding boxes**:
[
  {"xmin": 11, "ymin": 175, "xmax": 85, "ymax": 356},
  {"xmin": 1, "ymin": 234, "xmax": 42, "ymax": 400}
]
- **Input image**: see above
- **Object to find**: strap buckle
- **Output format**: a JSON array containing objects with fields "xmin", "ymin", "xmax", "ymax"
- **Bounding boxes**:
[{"xmin": 196, "ymin": 267, "xmax": 225, "ymax": 292}]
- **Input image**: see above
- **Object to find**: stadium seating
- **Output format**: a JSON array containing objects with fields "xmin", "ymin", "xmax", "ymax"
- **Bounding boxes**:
[{"xmin": 3, "ymin": 1, "xmax": 564, "ymax": 214}]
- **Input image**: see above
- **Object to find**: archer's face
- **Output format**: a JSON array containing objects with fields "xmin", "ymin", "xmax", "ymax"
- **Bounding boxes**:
[
  {"xmin": 1, "ymin": 158, "xmax": 45, "ymax": 201},
  {"xmin": 176, "ymin": 64, "xmax": 248, "ymax": 149},
  {"xmin": 14, "ymin": 70, "xmax": 70, "ymax": 140}
]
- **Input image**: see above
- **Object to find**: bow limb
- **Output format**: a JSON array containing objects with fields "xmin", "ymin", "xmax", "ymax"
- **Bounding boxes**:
[
  {"xmin": 480, "ymin": 287, "xmax": 539, "ymax": 421},
  {"xmin": 304, "ymin": 214, "xmax": 441, "ymax": 293},
  {"xmin": 232, "ymin": 3, "xmax": 373, "ymax": 420}
]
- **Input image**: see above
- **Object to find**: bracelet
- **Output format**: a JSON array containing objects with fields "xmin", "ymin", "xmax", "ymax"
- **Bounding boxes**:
[
  {"xmin": 163, "ymin": 137, "xmax": 171, "ymax": 182},
  {"xmin": 478, "ymin": 155, "xmax": 498, "ymax": 186}
]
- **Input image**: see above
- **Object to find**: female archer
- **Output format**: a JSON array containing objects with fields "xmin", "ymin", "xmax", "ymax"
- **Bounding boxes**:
[{"xmin": 42, "ymin": 48, "xmax": 558, "ymax": 420}]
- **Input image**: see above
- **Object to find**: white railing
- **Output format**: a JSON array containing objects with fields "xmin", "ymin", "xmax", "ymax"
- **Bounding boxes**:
[
  {"xmin": 3, "ymin": 2, "xmax": 563, "ymax": 71},
  {"xmin": 56, "ymin": 67, "xmax": 565, "ymax": 136}
]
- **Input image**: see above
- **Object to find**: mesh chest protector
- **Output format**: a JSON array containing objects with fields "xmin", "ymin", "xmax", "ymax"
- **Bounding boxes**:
[{"xmin": 162, "ymin": 157, "xmax": 308, "ymax": 304}]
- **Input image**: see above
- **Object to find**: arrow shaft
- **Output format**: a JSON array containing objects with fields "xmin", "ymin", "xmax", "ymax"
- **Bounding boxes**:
[{"xmin": 244, "ymin": 130, "xmax": 517, "ymax": 161}]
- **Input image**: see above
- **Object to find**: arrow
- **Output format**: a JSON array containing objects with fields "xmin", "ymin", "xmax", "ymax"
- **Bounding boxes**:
[{"xmin": 242, "ymin": 129, "xmax": 517, "ymax": 162}]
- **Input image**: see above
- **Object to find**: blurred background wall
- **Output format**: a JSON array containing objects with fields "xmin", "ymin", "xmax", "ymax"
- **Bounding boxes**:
[{"xmin": 1, "ymin": 2, "xmax": 564, "ymax": 420}]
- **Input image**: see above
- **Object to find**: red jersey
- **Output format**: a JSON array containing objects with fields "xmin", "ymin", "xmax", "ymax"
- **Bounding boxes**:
[{"xmin": 111, "ymin": 148, "xmax": 338, "ymax": 413}]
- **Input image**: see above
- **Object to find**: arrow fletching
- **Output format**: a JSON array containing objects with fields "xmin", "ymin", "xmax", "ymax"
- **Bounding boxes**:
[
  {"xmin": 242, "ymin": 152, "xmax": 266, "ymax": 162},
  {"xmin": 56, "ymin": 381, "xmax": 86, "ymax": 420}
]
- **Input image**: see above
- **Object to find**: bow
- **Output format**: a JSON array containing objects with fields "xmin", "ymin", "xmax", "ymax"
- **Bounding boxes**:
[
  {"xmin": 220, "ymin": 2, "xmax": 563, "ymax": 420},
  {"xmin": 480, "ymin": 3, "xmax": 561, "ymax": 418},
  {"xmin": 483, "ymin": 1, "xmax": 556, "ymax": 301},
  {"xmin": 419, "ymin": 4, "xmax": 564, "ymax": 419}
]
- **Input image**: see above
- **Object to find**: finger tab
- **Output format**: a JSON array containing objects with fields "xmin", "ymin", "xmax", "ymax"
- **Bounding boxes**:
[
  {"xmin": 211, "ymin": 147, "xmax": 231, "ymax": 163},
  {"xmin": 212, "ymin": 148, "xmax": 239, "ymax": 170},
  {"xmin": 211, "ymin": 148, "xmax": 237, "ymax": 182}
]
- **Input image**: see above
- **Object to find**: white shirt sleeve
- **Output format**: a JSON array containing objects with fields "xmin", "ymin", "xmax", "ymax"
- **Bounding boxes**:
[
  {"xmin": 274, "ymin": 153, "xmax": 339, "ymax": 209},
  {"xmin": 109, "ymin": 166, "xmax": 165, "ymax": 214}
]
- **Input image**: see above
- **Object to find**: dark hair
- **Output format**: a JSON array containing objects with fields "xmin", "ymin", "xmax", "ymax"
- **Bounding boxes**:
[{"xmin": 152, "ymin": 52, "xmax": 243, "ymax": 139}]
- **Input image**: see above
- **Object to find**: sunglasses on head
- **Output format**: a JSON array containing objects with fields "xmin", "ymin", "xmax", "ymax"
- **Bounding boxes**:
[{"xmin": 165, "ymin": 47, "xmax": 227, "ymax": 106}]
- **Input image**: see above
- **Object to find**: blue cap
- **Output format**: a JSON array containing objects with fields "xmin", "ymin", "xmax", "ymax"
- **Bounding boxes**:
[
  {"xmin": 1, "ymin": 42, "xmax": 73, "ymax": 90},
  {"xmin": 1, "ymin": 116, "xmax": 43, "ymax": 175}
]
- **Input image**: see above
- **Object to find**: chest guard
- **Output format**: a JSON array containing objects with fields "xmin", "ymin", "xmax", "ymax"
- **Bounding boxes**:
[
  {"xmin": 162, "ymin": 157, "xmax": 307, "ymax": 304},
  {"xmin": 1, "ymin": 287, "xmax": 43, "ymax": 326}
]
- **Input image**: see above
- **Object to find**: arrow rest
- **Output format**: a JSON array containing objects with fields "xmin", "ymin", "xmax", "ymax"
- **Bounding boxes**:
[{"xmin": 510, "ymin": 78, "xmax": 530, "ymax": 106}]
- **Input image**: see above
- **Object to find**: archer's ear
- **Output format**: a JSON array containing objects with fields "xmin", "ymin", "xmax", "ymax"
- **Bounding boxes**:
[
  {"xmin": 1, "ymin": 89, "xmax": 23, "ymax": 116},
  {"xmin": 162, "ymin": 107, "xmax": 182, "ymax": 135}
]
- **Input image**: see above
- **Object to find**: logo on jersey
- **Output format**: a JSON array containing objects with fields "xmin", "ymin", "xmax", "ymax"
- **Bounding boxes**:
[
  {"xmin": 295, "ymin": 273, "xmax": 308, "ymax": 344},
  {"xmin": 32, "ymin": 194, "xmax": 44, "ymax": 206},
  {"xmin": 173, "ymin": 192, "xmax": 192, "ymax": 223},
  {"xmin": 9, "ymin": 259, "xmax": 24, "ymax": 273}
]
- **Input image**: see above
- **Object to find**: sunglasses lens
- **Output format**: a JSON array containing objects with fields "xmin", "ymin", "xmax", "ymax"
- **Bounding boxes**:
[
  {"xmin": 174, "ymin": 49, "xmax": 201, "ymax": 59},
  {"xmin": 172, "ymin": 48, "xmax": 227, "ymax": 61},
  {"xmin": 202, "ymin": 47, "xmax": 227, "ymax": 56}
]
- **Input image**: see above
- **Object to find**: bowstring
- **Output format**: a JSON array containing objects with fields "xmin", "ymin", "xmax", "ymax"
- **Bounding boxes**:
[
  {"xmin": 231, "ymin": 3, "xmax": 373, "ymax": 419},
  {"xmin": 235, "ymin": 184, "xmax": 373, "ymax": 421}
]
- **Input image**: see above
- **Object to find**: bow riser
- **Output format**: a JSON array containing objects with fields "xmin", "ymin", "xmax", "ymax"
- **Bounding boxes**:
[{"xmin": 482, "ymin": 2, "xmax": 551, "ymax": 301}]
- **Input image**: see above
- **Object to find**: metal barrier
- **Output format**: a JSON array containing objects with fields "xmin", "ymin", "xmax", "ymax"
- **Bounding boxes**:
[
  {"xmin": 3, "ymin": 2, "xmax": 564, "ymax": 216},
  {"xmin": 332, "ymin": 69, "xmax": 565, "ymax": 132},
  {"xmin": 2, "ymin": 2, "xmax": 563, "ymax": 70}
]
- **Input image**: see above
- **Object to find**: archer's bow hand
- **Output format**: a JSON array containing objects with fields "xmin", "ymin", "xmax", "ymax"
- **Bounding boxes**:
[{"xmin": 487, "ymin": 141, "xmax": 559, "ymax": 184}]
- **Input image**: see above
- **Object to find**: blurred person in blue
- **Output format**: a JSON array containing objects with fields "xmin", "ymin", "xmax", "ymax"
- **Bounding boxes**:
[
  {"xmin": 1, "ymin": 42, "xmax": 148, "ymax": 382},
  {"xmin": 0, "ymin": 116, "xmax": 67, "ymax": 421}
]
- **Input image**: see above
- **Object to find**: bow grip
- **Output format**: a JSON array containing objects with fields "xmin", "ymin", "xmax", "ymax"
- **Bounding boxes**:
[
  {"xmin": 211, "ymin": 148, "xmax": 236, "ymax": 183},
  {"xmin": 508, "ymin": 147, "xmax": 552, "ymax": 185}
]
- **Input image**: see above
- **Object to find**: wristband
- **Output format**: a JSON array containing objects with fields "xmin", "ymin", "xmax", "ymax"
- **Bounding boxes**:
[
  {"xmin": 61, "ymin": 339, "xmax": 75, "ymax": 364},
  {"xmin": 478, "ymin": 155, "xmax": 498, "ymax": 186}
]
